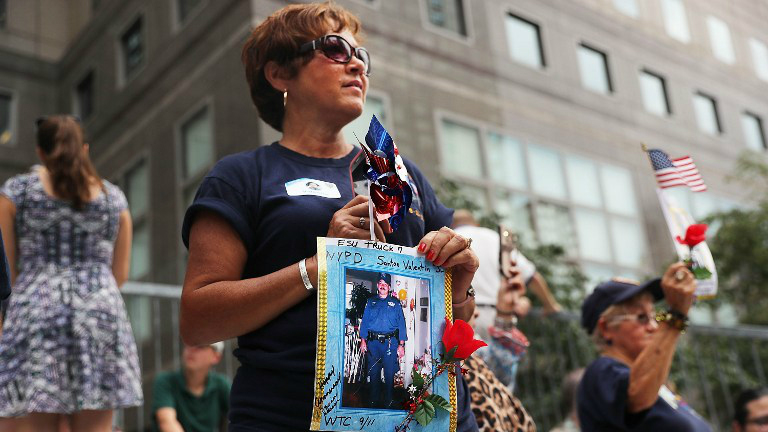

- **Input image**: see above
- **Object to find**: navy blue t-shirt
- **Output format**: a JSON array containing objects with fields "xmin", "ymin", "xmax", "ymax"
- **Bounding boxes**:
[
  {"xmin": 578, "ymin": 356, "xmax": 712, "ymax": 431},
  {"xmin": 182, "ymin": 143, "xmax": 476, "ymax": 431}
]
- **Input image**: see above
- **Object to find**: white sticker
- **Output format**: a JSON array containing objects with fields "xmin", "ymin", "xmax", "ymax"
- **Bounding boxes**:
[{"xmin": 285, "ymin": 178, "xmax": 341, "ymax": 198}]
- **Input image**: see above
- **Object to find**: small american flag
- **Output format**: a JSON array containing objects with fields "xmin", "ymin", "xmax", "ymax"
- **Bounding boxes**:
[{"xmin": 648, "ymin": 149, "xmax": 707, "ymax": 192}]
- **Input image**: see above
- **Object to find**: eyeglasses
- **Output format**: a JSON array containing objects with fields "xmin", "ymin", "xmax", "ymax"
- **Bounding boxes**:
[
  {"xmin": 298, "ymin": 34, "xmax": 371, "ymax": 76},
  {"xmin": 610, "ymin": 312, "xmax": 657, "ymax": 326},
  {"xmin": 35, "ymin": 115, "xmax": 82, "ymax": 127},
  {"xmin": 747, "ymin": 415, "xmax": 768, "ymax": 426}
]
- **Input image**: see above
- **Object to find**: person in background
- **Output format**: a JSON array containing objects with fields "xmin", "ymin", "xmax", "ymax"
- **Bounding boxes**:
[
  {"xmin": 453, "ymin": 209, "xmax": 561, "ymax": 343},
  {"xmin": 0, "ymin": 229, "xmax": 11, "ymax": 335},
  {"xmin": 358, "ymin": 272, "xmax": 407, "ymax": 409},
  {"xmin": 550, "ymin": 368, "xmax": 584, "ymax": 432},
  {"xmin": 732, "ymin": 387, "xmax": 768, "ymax": 432},
  {"xmin": 152, "ymin": 342, "xmax": 231, "ymax": 432},
  {"xmin": 0, "ymin": 115, "xmax": 142, "ymax": 432},
  {"xmin": 577, "ymin": 265, "xmax": 712, "ymax": 431},
  {"xmin": 179, "ymin": 3, "xmax": 479, "ymax": 430}
]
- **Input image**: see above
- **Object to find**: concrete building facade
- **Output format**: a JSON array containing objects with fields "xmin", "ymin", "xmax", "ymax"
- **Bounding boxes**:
[{"xmin": 1, "ymin": 0, "xmax": 767, "ymax": 322}]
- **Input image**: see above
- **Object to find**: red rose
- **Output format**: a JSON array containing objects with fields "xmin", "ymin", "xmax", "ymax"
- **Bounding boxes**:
[
  {"xmin": 676, "ymin": 224, "xmax": 708, "ymax": 248},
  {"xmin": 442, "ymin": 318, "xmax": 487, "ymax": 360}
]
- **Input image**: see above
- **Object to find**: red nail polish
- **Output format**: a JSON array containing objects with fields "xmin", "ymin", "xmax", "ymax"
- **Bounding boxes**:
[
  {"xmin": 427, "ymin": 251, "xmax": 435, "ymax": 261},
  {"xmin": 418, "ymin": 243, "xmax": 426, "ymax": 253}
]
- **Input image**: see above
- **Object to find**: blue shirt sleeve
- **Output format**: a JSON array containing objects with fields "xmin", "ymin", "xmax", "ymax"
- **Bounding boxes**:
[
  {"xmin": 404, "ymin": 160, "xmax": 454, "ymax": 231},
  {"xmin": 578, "ymin": 357, "xmax": 639, "ymax": 429},
  {"xmin": 182, "ymin": 176, "xmax": 254, "ymax": 252}
]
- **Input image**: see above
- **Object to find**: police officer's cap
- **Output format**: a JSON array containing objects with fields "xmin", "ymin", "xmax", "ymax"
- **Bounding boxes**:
[{"xmin": 377, "ymin": 273, "xmax": 392, "ymax": 286}]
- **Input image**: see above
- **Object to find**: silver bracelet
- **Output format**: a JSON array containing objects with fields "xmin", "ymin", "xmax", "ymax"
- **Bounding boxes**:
[{"xmin": 299, "ymin": 258, "xmax": 315, "ymax": 291}]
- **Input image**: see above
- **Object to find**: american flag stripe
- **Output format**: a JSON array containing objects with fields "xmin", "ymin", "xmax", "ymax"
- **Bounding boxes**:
[{"xmin": 648, "ymin": 149, "xmax": 708, "ymax": 192}]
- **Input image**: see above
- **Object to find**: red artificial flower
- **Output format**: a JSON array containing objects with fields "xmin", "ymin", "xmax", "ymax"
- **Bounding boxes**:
[
  {"xmin": 442, "ymin": 317, "xmax": 487, "ymax": 360},
  {"xmin": 676, "ymin": 224, "xmax": 708, "ymax": 248}
]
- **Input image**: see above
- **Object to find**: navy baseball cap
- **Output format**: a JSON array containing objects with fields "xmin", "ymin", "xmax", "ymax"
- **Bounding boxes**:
[
  {"xmin": 581, "ymin": 278, "xmax": 664, "ymax": 334},
  {"xmin": 377, "ymin": 273, "xmax": 392, "ymax": 286}
]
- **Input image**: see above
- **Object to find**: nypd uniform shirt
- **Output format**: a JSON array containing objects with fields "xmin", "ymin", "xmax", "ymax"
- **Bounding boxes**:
[
  {"xmin": 181, "ymin": 143, "xmax": 477, "ymax": 432},
  {"xmin": 578, "ymin": 356, "xmax": 712, "ymax": 431},
  {"xmin": 359, "ymin": 295, "xmax": 408, "ymax": 342}
]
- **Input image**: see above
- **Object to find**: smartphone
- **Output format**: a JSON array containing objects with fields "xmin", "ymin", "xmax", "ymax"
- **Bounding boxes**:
[
  {"xmin": 499, "ymin": 224, "xmax": 518, "ymax": 279},
  {"xmin": 349, "ymin": 148, "xmax": 370, "ymax": 196}
]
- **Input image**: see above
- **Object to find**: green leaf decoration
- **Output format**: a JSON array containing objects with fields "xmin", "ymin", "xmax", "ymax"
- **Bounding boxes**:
[
  {"xmin": 414, "ymin": 400, "xmax": 436, "ymax": 426},
  {"xmin": 425, "ymin": 394, "xmax": 451, "ymax": 413},
  {"xmin": 445, "ymin": 345, "xmax": 458, "ymax": 362},
  {"xmin": 692, "ymin": 267, "xmax": 713, "ymax": 279},
  {"xmin": 411, "ymin": 368, "xmax": 424, "ymax": 389}
]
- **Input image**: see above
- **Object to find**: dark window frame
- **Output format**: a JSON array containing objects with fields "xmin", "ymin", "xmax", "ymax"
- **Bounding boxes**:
[
  {"xmin": 694, "ymin": 91, "xmax": 722, "ymax": 134},
  {"xmin": 506, "ymin": 12, "xmax": 547, "ymax": 68},
  {"xmin": 426, "ymin": 0, "xmax": 468, "ymax": 37},
  {"xmin": 578, "ymin": 43, "xmax": 614, "ymax": 94},
  {"xmin": 743, "ymin": 111, "xmax": 767, "ymax": 150},
  {"xmin": 75, "ymin": 70, "xmax": 95, "ymax": 120},
  {"xmin": 120, "ymin": 16, "xmax": 144, "ymax": 81},
  {"xmin": 640, "ymin": 69, "xmax": 672, "ymax": 115}
]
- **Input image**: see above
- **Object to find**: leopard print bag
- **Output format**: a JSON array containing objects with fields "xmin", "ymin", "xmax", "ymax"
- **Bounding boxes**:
[{"xmin": 464, "ymin": 355, "xmax": 536, "ymax": 432}]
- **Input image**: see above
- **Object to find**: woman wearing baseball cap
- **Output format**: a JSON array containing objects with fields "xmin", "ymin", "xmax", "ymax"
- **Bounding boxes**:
[{"xmin": 576, "ymin": 262, "xmax": 712, "ymax": 431}]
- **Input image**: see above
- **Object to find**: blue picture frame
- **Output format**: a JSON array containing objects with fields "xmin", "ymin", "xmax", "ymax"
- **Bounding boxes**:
[{"xmin": 311, "ymin": 238, "xmax": 455, "ymax": 432}]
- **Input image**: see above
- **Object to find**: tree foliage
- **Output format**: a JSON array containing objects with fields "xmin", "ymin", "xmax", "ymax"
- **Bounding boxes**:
[{"xmin": 706, "ymin": 155, "xmax": 768, "ymax": 325}]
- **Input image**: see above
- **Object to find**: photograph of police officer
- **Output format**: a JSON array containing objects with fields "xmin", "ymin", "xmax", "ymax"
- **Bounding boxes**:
[
  {"xmin": 342, "ymin": 269, "xmax": 433, "ymax": 410},
  {"xmin": 358, "ymin": 272, "xmax": 407, "ymax": 409}
]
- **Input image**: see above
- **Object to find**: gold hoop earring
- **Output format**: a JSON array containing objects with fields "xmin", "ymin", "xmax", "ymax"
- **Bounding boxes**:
[{"xmin": 283, "ymin": 90, "xmax": 287, "ymax": 107}]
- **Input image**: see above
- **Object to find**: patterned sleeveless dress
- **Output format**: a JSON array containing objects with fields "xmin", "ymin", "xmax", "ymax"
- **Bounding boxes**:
[{"xmin": 0, "ymin": 169, "xmax": 143, "ymax": 416}]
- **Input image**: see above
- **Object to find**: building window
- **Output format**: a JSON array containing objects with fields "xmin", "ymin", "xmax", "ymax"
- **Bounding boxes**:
[
  {"xmin": 75, "ymin": 71, "xmax": 95, "ymax": 120},
  {"xmin": 577, "ymin": 44, "xmax": 613, "ymax": 94},
  {"xmin": 612, "ymin": 0, "xmax": 639, "ymax": 17},
  {"xmin": 177, "ymin": 0, "xmax": 203, "ymax": 24},
  {"xmin": 180, "ymin": 105, "xmax": 214, "ymax": 208},
  {"xmin": 440, "ymin": 119, "xmax": 483, "ymax": 179},
  {"xmin": 181, "ymin": 106, "xmax": 213, "ymax": 179},
  {"xmin": 343, "ymin": 95, "xmax": 387, "ymax": 146},
  {"xmin": 749, "ymin": 38, "xmax": 768, "ymax": 82},
  {"xmin": 692, "ymin": 92, "xmax": 722, "ymax": 135},
  {"xmin": 426, "ymin": 0, "xmax": 467, "ymax": 37},
  {"xmin": 742, "ymin": 112, "xmax": 767, "ymax": 151},
  {"xmin": 0, "ymin": 0, "xmax": 6, "ymax": 28},
  {"xmin": 661, "ymin": 0, "xmax": 690, "ymax": 43},
  {"xmin": 124, "ymin": 160, "xmax": 150, "ymax": 279},
  {"xmin": 528, "ymin": 144, "xmax": 566, "ymax": 200},
  {"xmin": 706, "ymin": 16, "xmax": 735, "ymax": 64},
  {"xmin": 0, "ymin": 92, "xmax": 11, "ymax": 146},
  {"xmin": 505, "ymin": 14, "xmax": 545, "ymax": 69},
  {"xmin": 639, "ymin": 70, "xmax": 670, "ymax": 116},
  {"xmin": 437, "ymin": 119, "xmax": 647, "ymax": 281},
  {"xmin": 120, "ymin": 17, "xmax": 144, "ymax": 82}
]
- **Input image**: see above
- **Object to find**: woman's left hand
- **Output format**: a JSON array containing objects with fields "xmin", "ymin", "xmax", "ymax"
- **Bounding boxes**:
[{"xmin": 418, "ymin": 227, "xmax": 479, "ymax": 301}]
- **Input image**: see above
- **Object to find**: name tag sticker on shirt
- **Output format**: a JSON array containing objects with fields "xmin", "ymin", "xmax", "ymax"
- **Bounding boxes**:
[{"xmin": 285, "ymin": 178, "xmax": 341, "ymax": 198}]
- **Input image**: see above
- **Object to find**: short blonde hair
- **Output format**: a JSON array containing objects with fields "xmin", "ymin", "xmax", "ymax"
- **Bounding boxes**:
[{"xmin": 591, "ymin": 291, "xmax": 654, "ymax": 351}]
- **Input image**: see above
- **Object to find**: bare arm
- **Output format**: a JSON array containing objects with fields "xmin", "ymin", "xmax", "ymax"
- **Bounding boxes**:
[
  {"xmin": 155, "ymin": 408, "xmax": 184, "ymax": 432},
  {"xmin": 180, "ymin": 210, "xmax": 316, "ymax": 346},
  {"xmin": 528, "ymin": 272, "xmax": 562, "ymax": 314},
  {"xmin": 0, "ymin": 196, "xmax": 17, "ymax": 285},
  {"xmin": 626, "ymin": 262, "xmax": 695, "ymax": 413},
  {"xmin": 181, "ymin": 195, "xmax": 390, "ymax": 346},
  {"xmin": 112, "ymin": 209, "xmax": 132, "ymax": 288}
]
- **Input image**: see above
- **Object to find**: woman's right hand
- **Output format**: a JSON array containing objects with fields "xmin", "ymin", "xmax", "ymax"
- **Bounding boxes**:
[
  {"xmin": 327, "ymin": 195, "xmax": 392, "ymax": 242},
  {"xmin": 660, "ymin": 262, "xmax": 697, "ymax": 315}
]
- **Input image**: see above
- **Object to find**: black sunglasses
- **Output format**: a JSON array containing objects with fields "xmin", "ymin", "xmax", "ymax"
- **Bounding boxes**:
[
  {"xmin": 35, "ymin": 115, "xmax": 82, "ymax": 127},
  {"xmin": 298, "ymin": 35, "xmax": 371, "ymax": 76}
]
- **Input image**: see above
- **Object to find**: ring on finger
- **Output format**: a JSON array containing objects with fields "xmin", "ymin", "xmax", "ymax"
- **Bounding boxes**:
[
  {"xmin": 359, "ymin": 217, "xmax": 366, "ymax": 228},
  {"xmin": 674, "ymin": 270, "xmax": 686, "ymax": 281}
]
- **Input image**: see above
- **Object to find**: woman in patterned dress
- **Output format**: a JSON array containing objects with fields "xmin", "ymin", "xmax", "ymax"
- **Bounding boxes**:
[{"xmin": 0, "ymin": 115, "xmax": 143, "ymax": 432}]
